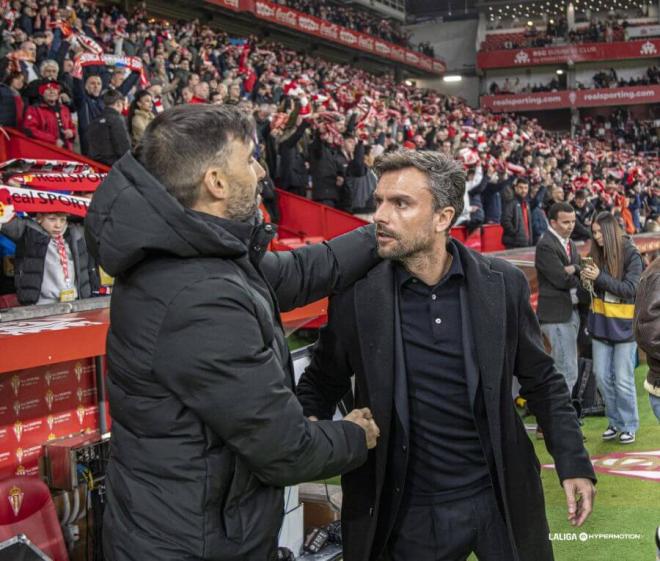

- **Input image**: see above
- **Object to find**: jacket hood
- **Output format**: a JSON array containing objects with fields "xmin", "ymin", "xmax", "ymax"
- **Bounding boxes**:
[{"xmin": 85, "ymin": 151, "xmax": 249, "ymax": 276}]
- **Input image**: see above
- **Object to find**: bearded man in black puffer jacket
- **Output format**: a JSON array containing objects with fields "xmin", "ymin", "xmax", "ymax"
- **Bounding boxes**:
[{"xmin": 85, "ymin": 104, "xmax": 381, "ymax": 561}]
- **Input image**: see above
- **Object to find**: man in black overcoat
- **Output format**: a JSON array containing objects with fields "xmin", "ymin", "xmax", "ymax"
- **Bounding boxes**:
[{"xmin": 297, "ymin": 150, "xmax": 596, "ymax": 561}]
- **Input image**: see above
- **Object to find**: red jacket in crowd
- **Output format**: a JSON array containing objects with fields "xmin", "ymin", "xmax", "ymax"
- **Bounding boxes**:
[{"xmin": 24, "ymin": 103, "xmax": 76, "ymax": 151}]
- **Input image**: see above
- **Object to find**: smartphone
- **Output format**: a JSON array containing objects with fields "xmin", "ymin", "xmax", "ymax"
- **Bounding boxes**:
[{"xmin": 581, "ymin": 257, "xmax": 594, "ymax": 268}]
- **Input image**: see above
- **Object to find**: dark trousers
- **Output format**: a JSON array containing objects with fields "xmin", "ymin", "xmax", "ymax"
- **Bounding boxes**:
[{"xmin": 385, "ymin": 487, "xmax": 514, "ymax": 561}]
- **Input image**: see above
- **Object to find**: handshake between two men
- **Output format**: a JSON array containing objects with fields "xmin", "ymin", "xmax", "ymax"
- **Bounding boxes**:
[{"xmin": 310, "ymin": 408, "xmax": 381, "ymax": 450}]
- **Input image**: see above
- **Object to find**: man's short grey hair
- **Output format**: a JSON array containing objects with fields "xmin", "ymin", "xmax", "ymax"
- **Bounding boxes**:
[
  {"xmin": 39, "ymin": 59, "xmax": 59, "ymax": 74},
  {"xmin": 136, "ymin": 104, "xmax": 255, "ymax": 208},
  {"xmin": 373, "ymin": 150, "xmax": 466, "ymax": 227}
]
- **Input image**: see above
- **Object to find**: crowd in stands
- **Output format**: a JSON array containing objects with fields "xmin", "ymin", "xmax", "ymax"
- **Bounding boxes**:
[
  {"xmin": 489, "ymin": 65, "xmax": 660, "ymax": 94},
  {"xmin": 0, "ymin": 0, "xmax": 657, "ymax": 307},
  {"xmin": 483, "ymin": 14, "xmax": 655, "ymax": 51},
  {"xmin": 587, "ymin": 66, "xmax": 660, "ymax": 89},
  {"xmin": 273, "ymin": 0, "xmax": 423, "ymax": 51},
  {"xmin": 489, "ymin": 77, "xmax": 563, "ymax": 94}
]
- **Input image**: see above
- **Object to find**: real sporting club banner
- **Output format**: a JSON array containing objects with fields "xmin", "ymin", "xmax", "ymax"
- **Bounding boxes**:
[
  {"xmin": 8, "ymin": 173, "xmax": 106, "ymax": 192},
  {"xmin": 205, "ymin": 0, "xmax": 445, "ymax": 74},
  {"xmin": 480, "ymin": 85, "xmax": 660, "ymax": 113},
  {"xmin": 0, "ymin": 186, "xmax": 90, "ymax": 219},
  {"xmin": 477, "ymin": 38, "xmax": 660, "ymax": 69}
]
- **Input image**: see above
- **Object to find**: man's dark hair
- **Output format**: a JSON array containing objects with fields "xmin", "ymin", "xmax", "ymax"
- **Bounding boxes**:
[
  {"xmin": 103, "ymin": 90, "xmax": 124, "ymax": 107},
  {"xmin": 373, "ymin": 150, "xmax": 465, "ymax": 227},
  {"xmin": 515, "ymin": 178, "xmax": 529, "ymax": 187},
  {"xmin": 548, "ymin": 202, "xmax": 575, "ymax": 221},
  {"xmin": 575, "ymin": 189, "xmax": 588, "ymax": 200},
  {"xmin": 137, "ymin": 104, "xmax": 255, "ymax": 208}
]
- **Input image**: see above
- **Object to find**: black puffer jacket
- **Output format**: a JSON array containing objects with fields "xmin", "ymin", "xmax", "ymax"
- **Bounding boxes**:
[
  {"xmin": 86, "ymin": 107, "xmax": 132, "ymax": 166},
  {"xmin": 278, "ymin": 121, "xmax": 310, "ymax": 192},
  {"xmin": 310, "ymin": 132, "xmax": 345, "ymax": 202},
  {"xmin": 85, "ymin": 152, "xmax": 378, "ymax": 561},
  {"xmin": 0, "ymin": 219, "xmax": 93, "ymax": 305}
]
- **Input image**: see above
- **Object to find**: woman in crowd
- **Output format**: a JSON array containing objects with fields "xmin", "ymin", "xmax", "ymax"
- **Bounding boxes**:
[
  {"xmin": 128, "ymin": 90, "xmax": 154, "ymax": 146},
  {"xmin": 581, "ymin": 212, "xmax": 643, "ymax": 444}
]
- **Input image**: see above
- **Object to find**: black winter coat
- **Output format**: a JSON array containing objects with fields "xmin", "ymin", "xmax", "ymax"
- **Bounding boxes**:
[
  {"xmin": 297, "ymin": 244, "xmax": 596, "ymax": 561},
  {"xmin": 87, "ymin": 107, "xmax": 132, "ymax": 166},
  {"xmin": 0, "ymin": 84, "xmax": 20, "ymax": 127},
  {"xmin": 0, "ymin": 219, "xmax": 93, "ymax": 305},
  {"xmin": 277, "ymin": 121, "xmax": 309, "ymax": 192},
  {"xmin": 85, "ymin": 152, "xmax": 379, "ymax": 561},
  {"xmin": 501, "ymin": 195, "xmax": 533, "ymax": 248},
  {"xmin": 310, "ymin": 132, "xmax": 344, "ymax": 202}
]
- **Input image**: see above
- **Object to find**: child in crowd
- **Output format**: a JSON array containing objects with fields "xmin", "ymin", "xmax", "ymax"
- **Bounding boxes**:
[{"xmin": 0, "ymin": 211, "xmax": 95, "ymax": 305}]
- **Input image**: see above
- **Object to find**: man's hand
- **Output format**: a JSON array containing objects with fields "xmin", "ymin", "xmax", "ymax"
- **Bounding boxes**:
[
  {"xmin": 562, "ymin": 478, "xmax": 596, "ymax": 527},
  {"xmin": 345, "ymin": 407, "xmax": 380, "ymax": 449},
  {"xmin": 564, "ymin": 265, "xmax": 577, "ymax": 275}
]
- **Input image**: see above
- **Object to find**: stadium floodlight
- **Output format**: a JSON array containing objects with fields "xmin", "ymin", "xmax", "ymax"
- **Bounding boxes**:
[
  {"xmin": 443, "ymin": 75, "xmax": 463, "ymax": 82},
  {"xmin": 556, "ymin": 69, "xmax": 565, "ymax": 75}
]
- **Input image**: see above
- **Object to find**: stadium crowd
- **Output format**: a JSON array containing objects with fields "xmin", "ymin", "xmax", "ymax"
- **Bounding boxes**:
[
  {"xmin": 484, "ymin": 15, "xmax": 657, "ymax": 51},
  {"xmin": 489, "ymin": 65, "xmax": 659, "ymax": 93},
  {"xmin": 272, "ymin": 0, "xmax": 429, "ymax": 53},
  {"xmin": 0, "ymin": 0, "xmax": 657, "ymax": 307}
]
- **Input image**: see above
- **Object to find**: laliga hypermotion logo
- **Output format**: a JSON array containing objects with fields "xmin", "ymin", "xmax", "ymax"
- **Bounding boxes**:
[
  {"xmin": 47, "ymin": 414, "xmax": 54, "ymax": 431},
  {"xmin": 13, "ymin": 401, "xmax": 20, "ymax": 417},
  {"xmin": 44, "ymin": 371, "xmax": 52, "ymax": 387},
  {"xmin": 10, "ymin": 375, "xmax": 20, "ymax": 396},
  {"xmin": 74, "ymin": 362, "xmax": 83, "ymax": 383},
  {"xmin": 8, "ymin": 486, "xmax": 24, "ymax": 517},
  {"xmin": 568, "ymin": 91, "xmax": 577, "ymax": 105},
  {"xmin": 44, "ymin": 389, "xmax": 54, "ymax": 411},
  {"xmin": 13, "ymin": 420, "xmax": 23, "ymax": 442},
  {"xmin": 77, "ymin": 387, "xmax": 83, "ymax": 403},
  {"xmin": 514, "ymin": 50, "xmax": 530, "ymax": 64},
  {"xmin": 640, "ymin": 41, "xmax": 657, "ymax": 55},
  {"xmin": 76, "ymin": 404, "xmax": 86, "ymax": 425},
  {"xmin": 15, "ymin": 447, "xmax": 23, "ymax": 464}
]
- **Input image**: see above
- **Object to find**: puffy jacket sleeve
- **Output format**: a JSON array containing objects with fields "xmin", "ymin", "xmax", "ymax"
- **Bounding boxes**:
[
  {"xmin": 0, "ymin": 216, "xmax": 29, "ymax": 241},
  {"xmin": 152, "ymin": 277, "xmax": 368, "ymax": 487},
  {"xmin": 634, "ymin": 265, "xmax": 660, "ymax": 361},
  {"xmin": 593, "ymin": 245, "xmax": 643, "ymax": 300},
  {"xmin": 260, "ymin": 224, "xmax": 379, "ymax": 312}
]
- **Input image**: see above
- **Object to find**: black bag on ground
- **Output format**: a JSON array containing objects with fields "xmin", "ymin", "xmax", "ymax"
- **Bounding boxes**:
[{"xmin": 572, "ymin": 357, "xmax": 605, "ymax": 417}]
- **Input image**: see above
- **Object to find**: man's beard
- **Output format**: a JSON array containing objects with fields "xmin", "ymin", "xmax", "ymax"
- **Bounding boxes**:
[
  {"xmin": 376, "ymin": 225, "xmax": 434, "ymax": 261},
  {"xmin": 225, "ymin": 182, "xmax": 261, "ymax": 223}
]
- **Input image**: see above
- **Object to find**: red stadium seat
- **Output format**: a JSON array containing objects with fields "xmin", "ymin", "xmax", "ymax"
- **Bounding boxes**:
[
  {"xmin": 481, "ymin": 224, "xmax": 506, "ymax": 252},
  {"xmin": 464, "ymin": 228, "xmax": 482, "ymax": 251},
  {"xmin": 450, "ymin": 226, "xmax": 467, "ymax": 242},
  {"xmin": 0, "ymin": 478, "xmax": 69, "ymax": 561}
]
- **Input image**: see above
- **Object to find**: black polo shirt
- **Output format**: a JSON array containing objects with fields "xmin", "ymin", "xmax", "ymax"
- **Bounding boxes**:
[{"xmin": 396, "ymin": 241, "xmax": 490, "ymax": 504}]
